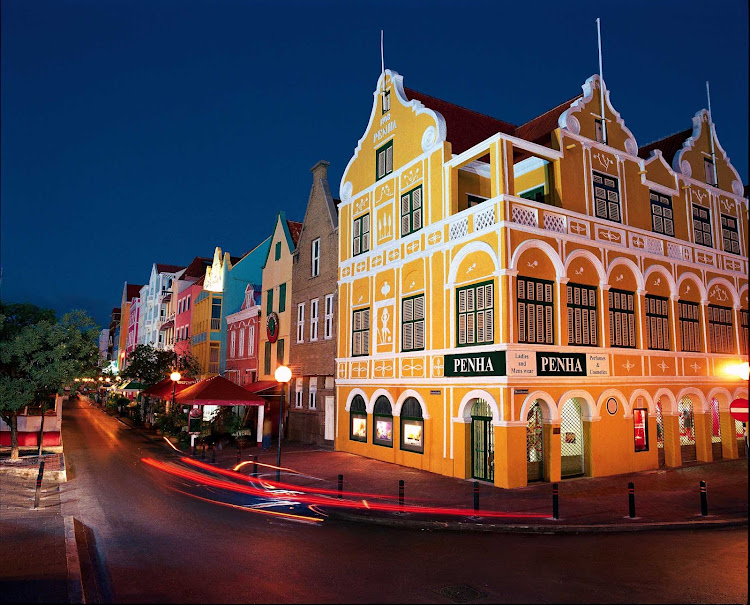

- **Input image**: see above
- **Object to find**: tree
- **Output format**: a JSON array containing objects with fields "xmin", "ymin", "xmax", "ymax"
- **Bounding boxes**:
[
  {"xmin": 0, "ymin": 303, "xmax": 100, "ymax": 460},
  {"xmin": 120, "ymin": 344, "xmax": 201, "ymax": 387}
]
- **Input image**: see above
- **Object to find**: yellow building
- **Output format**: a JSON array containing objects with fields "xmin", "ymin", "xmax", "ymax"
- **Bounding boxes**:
[{"xmin": 335, "ymin": 69, "xmax": 748, "ymax": 488}]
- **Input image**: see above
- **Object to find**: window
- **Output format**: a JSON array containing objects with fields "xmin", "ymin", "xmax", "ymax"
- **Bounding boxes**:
[
  {"xmin": 382, "ymin": 89, "xmax": 390, "ymax": 113},
  {"xmin": 275, "ymin": 241, "xmax": 281, "ymax": 261},
  {"xmin": 402, "ymin": 294, "xmax": 425, "ymax": 352},
  {"xmin": 230, "ymin": 331, "xmax": 236, "ymax": 358},
  {"xmin": 295, "ymin": 378, "xmax": 303, "ymax": 408},
  {"xmin": 708, "ymin": 305, "xmax": 734, "ymax": 354},
  {"xmin": 350, "ymin": 395, "xmax": 367, "ymax": 442},
  {"xmin": 633, "ymin": 408, "xmax": 649, "ymax": 452},
  {"xmin": 400, "ymin": 397, "xmax": 424, "ymax": 454},
  {"xmin": 467, "ymin": 194, "xmax": 488, "ymax": 208},
  {"xmin": 692, "ymin": 204, "xmax": 713, "ymax": 248},
  {"xmin": 678, "ymin": 301, "xmax": 701, "ymax": 352},
  {"xmin": 352, "ymin": 308, "xmax": 370, "ymax": 356},
  {"xmin": 211, "ymin": 298, "xmax": 222, "ymax": 330},
  {"xmin": 650, "ymin": 191, "xmax": 675, "ymax": 237},
  {"xmin": 264, "ymin": 342, "xmax": 271, "ymax": 375},
  {"xmin": 248, "ymin": 325, "xmax": 255, "ymax": 355},
  {"xmin": 457, "ymin": 281, "xmax": 494, "ymax": 347},
  {"xmin": 520, "ymin": 186, "xmax": 545, "ymax": 204},
  {"xmin": 592, "ymin": 171, "xmax": 621, "ymax": 223},
  {"xmin": 645, "ymin": 295, "xmax": 670, "ymax": 351},
  {"xmin": 704, "ymin": 158, "xmax": 716, "ymax": 185},
  {"xmin": 400, "ymin": 186, "xmax": 423, "ymax": 237},
  {"xmin": 594, "ymin": 118, "xmax": 605, "ymax": 143},
  {"xmin": 308, "ymin": 377, "xmax": 317, "ymax": 410},
  {"xmin": 186, "ymin": 295, "xmax": 190, "ymax": 310},
  {"xmin": 310, "ymin": 298, "xmax": 319, "ymax": 341},
  {"xmin": 372, "ymin": 396, "xmax": 393, "ymax": 447},
  {"xmin": 266, "ymin": 289, "xmax": 274, "ymax": 314},
  {"xmin": 353, "ymin": 214, "xmax": 370, "ymax": 256},
  {"xmin": 517, "ymin": 277, "xmax": 554, "ymax": 345},
  {"xmin": 324, "ymin": 294, "xmax": 334, "ymax": 340},
  {"xmin": 721, "ymin": 214, "xmax": 740, "ymax": 254},
  {"xmin": 609, "ymin": 289, "xmax": 636, "ymax": 348},
  {"xmin": 376, "ymin": 140, "xmax": 393, "ymax": 180},
  {"xmin": 741, "ymin": 310, "xmax": 749, "ymax": 356},
  {"xmin": 296, "ymin": 303, "xmax": 305, "ymax": 343},
  {"xmin": 209, "ymin": 344, "xmax": 220, "ymax": 374},
  {"xmin": 311, "ymin": 238, "xmax": 321, "ymax": 276},
  {"xmin": 276, "ymin": 339, "xmax": 285, "ymax": 365},
  {"xmin": 279, "ymin": 283, "xmax": 287, "ymax": 313},
  {"xmin": 239, "ymin": 328, "xmax": 245, "ymax": 357},
  {"xmin": 567, "ymin": 283, "xmax": 598, "ymax": 346}
]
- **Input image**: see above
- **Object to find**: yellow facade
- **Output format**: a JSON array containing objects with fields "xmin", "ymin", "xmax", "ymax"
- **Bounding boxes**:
[{"xmin": 335, "ymin": 70, "xmax": 748, "ymax": 488}]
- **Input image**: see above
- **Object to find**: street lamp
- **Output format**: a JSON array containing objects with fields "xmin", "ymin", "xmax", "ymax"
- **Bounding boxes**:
[{"xmin": 274, "ymin": 365, "xmax": 292, "ymax": 481}]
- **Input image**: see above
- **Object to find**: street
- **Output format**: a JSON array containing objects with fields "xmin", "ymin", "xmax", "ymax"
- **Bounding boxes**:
[{"xmin": 60, "ymin": 398, "xmax": 748, "ymax": 604}]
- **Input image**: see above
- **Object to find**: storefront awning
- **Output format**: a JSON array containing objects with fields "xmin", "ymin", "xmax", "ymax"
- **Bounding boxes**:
[
  {"xmin": 143, "ymin": 377, "xmax": 198, "ymax": 399},
  {"xmin": 175, "ymin": 375, "xmax": 266, "ymax": 407},
  {"xmin": 243, "ymin": 380, "xmax": 282, "ymax": 396}
]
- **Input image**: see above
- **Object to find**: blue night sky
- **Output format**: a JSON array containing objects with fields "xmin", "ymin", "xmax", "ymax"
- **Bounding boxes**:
[{"xmin": 1, "ymin": 0, "xmax": 747, "ymax": 329}]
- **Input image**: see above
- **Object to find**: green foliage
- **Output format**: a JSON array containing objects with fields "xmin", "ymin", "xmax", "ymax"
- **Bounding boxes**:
[{"xmin": 120, "ymin": 344, "xmax": 201, "ymax": 387}]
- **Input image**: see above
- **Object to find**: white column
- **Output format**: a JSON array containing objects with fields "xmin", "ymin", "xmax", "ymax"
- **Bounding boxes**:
[{"xmin": 256, "ymin": 405, "xmax": 265, "ymax": 446}]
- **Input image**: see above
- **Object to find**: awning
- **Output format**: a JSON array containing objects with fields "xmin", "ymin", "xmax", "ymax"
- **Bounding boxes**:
[
  {"xmin": 143, "ymin": 377, "xmax": 198, "ymax": 399},
  {"xmin": 159, "ymin": 320, "xmax": 174, "ymax": 331},
  {"xmin": 118, "ymin": 380, "xmax": 146, "ymax": 391},
  {"xmin": 243, "ymin": 380, "xmax": 282, "ymax": 396},
  {"xmin": 175, "ymin": 375, "xmax": 266, "ymax": 407}
]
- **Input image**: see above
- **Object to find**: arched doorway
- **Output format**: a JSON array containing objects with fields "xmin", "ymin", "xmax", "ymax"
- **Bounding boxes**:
[
  {"xmin": 560, "ymin": 399, "xmax": 585, "ymax": 478},
  {"xmin": 678, "ymin": 396, "xmax": 696, "ymax": 462},
  {"xmin": 526, "ymin": 402, "xmax": 544, "ymax": 482},
  {"xmin": 710, "ymin": 398, "xmax": 722, "ymax": 460},
  {"xmin": 470, "ymin": 399, "xmax": 494, "ymax": 482},
  {"xmin": 656, "ymin": 399, "xmax": 665, "ymax": 466}
]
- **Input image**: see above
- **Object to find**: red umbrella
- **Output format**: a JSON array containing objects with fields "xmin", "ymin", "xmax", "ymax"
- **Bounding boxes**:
[
  {"xmin": 175, "ymin": 375, "xmax": 266, "ymax": 406},
  {"xmin": 142, "ymin": 377, "xmax": 198, "ymax": 399}
]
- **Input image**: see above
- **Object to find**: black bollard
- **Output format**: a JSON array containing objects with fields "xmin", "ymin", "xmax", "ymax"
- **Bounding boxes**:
[
  {"xmin": 398, "ymin": 479, "xmax": 404, "ymax": 509},
  {"xmin": 253, "ymin": 455, "xmax": 258, "ymax": 477},
  {"xmin": 33, "ymin": 460, "xmax": 45, "ymax": 509},
  {"xmin": 237, "ymin": 446, "xmax": 242, "ymax": 464},
  {"xmin": 338, "ymin": 474, "xmax": 343, "ymax": 499},
  {"xmin": 700, "ymin": 480, "xmax": 708, "ymax": 516},
  {"xmin": 552, "ymin": 483, "xmax": 559, "ymax": 520},
  {"xmin": 473, "ymin": 481, "xmax": 479, "ymax": 512},
  {"xmin": 628, "ymin": 482, "xmax": 636, "ymax": 518}
]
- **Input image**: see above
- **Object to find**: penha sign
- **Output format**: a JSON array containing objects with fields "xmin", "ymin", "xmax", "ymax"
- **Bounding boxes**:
[
  {"xmin": 444, "ymin": 352, "xmax": 506, "ymax": 377},
  {"xmin": 444, "ymin": 350, "xmax": 609, "ymax": 378}
]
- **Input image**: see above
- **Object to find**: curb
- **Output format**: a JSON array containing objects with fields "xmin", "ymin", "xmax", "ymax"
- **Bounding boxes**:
[
  {"xmin": 63, "ymin": 516, "xmax": 85, "ymax": 604},
  {"xmin": 324, "ymin": 509, "xmax": 749, "ymax": 534}
]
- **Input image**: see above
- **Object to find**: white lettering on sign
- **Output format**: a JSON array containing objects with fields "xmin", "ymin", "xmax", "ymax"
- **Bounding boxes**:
[
  {"xmin": 507, "ymin": 351, "xmax": 537, "ymax": 376},
  {"xmin": 453, "ymin": 357, "xmax": 495, "ymax": 374},
  {"xmin": 540, "ymin": 356, "xmax": 582, "ymax": 373},
  {"xmin": 373, "ymin": 120, "xmax": 397, "ymax": 143},
  {"xmin": 587, "ymin": 353, "xmax": 610, "ymax": 377}
]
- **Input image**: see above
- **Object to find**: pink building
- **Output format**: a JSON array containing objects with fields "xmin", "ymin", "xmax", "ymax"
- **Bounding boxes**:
[
  {"xmin": 175, "ymin": 257, "xmax": 211, "ymax": 357},
  {"xmin": 225, "ymin": 284, "xmax": 262, "ymax": 385}
]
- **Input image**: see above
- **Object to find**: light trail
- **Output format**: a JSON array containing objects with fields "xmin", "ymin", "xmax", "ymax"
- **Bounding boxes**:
[
  {"xmin": 232, "ymin": 459, "xmax": 300, "ymax": 474},
  {"xmin": 163, "ymin": 436, "xmax": 182, "ymax": 452}
]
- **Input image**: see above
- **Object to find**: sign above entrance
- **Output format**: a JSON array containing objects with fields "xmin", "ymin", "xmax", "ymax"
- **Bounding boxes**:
[
  {"xmin": 444, "ymin": 350, "xmax": 610, "ymax": 378},
  {"xmin": 444, "ymin": 352, "xmax": 505, "ymax": 377}
]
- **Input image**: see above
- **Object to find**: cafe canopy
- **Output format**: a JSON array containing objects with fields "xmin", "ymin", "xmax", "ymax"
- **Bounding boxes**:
[{"xmin": 174, "ymin": 375, "xmax": 266, "ymax": 407}]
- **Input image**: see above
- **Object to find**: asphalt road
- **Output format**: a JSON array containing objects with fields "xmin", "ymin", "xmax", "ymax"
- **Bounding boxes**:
[{"xmin": 62, "ymin": 398, "xmax": 748, "ymax": 604}]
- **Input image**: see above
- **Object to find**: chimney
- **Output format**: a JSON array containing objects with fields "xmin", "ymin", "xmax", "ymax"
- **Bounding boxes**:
[{"xmin": 310, "ymin": 160, "xmax": 330, "ymax": 180}]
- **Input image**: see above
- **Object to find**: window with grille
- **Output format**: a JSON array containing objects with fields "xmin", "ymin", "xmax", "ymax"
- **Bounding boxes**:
[
  {"xmin": 311, "ymin": 238, "xmax": 321, "ymax": 276},
  {"xmin": 296, "ymin": 303, "xmax": 305, "ymax": 343},
  {"xmin": 517, "ymin": 277, "xmax": 554, "ymax": 345},
  {"xmin": 353, "ymin": 214, "xmax": 370, "ymax": 256},
  {"xmin": 376, "ymin": 140, "xmax": 393, "ymax": 180},
  {"xmin": 310, "ymin": 298, "xmax": 319, "ymax": 341},
  {"xmin": 400, "ymin": 186, "xmax": 423, "ymax": 237},
  {"xmin": 608, "ymin": 289, "xmax": 636, "ymax": 348},
  {"xmin": 592, "ymin": 171, "xmax": 621, "ymax": 223},
  {"xmin": 678, "ymin": 301, "xmax": 701, "ymax": 352},
  {"xmin": 567, "ymin": 283, "xmax": 598, "ymax": 346},
  {"xmin": 645, "ymin": 295, "xmax": 670, "ymax": 351},
  {"xmin": 457, "ymin": 281, "xmax": 494, "ymax": 347},
  {"xmin": 324, "ymin": 294, "xmax": 334, "ymax": 340},
  {"xmin": 402, "ymin": 294, "xmax": 425, "ymax": 352},
  {"xmin": 352, "ymin": 308, "xmax": 370, "ymax": 357},
  {"xmin": 350, "ymin": 395, "xmax": 367, "ymax": 442},
  {"xmin": 650, "ymin": 191, "xmax": 675, "ymax": 237},
  {"xmin": 721, "ymin": 214, "xmax": 740, "ymax": 255},
  {"xmin": 708, "ymin": 305, "xmax": 734, "ymax": 354},
  {"xmin": 741, "ymin": 310, "xmax": 749, "ymax": 356},
  {"xmin": 382, "ymin": 89, "xmax": 390, "ymax": 113},
  {"xmin": 692, "ymin": 204, "xmax": 713, "ymax": 248}
]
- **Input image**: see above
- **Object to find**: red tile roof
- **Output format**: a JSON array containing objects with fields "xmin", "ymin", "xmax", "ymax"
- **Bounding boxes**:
[
  {"xmin": 126, "ymin": 284, "xmax": 143, "ymax": 301},
  {"xmin": 405, "ymin": 87, "xmax": 516, "ymax": 155},
  {"xmin": 638, "ymin": 129, "xmax": 692, "ymax": 165},
  {"xmin": 155, "ymin": 263, "xmax": 185, "ymax": 274},
  {"xmin": 514, "ymin": 95, "xmax": 582, "ymax": 146},
  {"xmin": 183, "ymin": 257, "xmax": 212, "ymax": 279},
  {"xmin": 287, "ymin": 220, "xmax": 303, "ymax": 247}
]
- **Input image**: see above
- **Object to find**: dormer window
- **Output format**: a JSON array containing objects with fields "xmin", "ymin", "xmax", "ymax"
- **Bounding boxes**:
[
  {"xmin": 376, "ymin": 140, "xmax": 393, "ymax": 181},
  {"xmin": 594, "ymin": 119, "xmax": 605, "ymax": 144},
  {"xmin": 382, "ymin": 90, "xmax": 391, "ymax": 114},
  {"xmin": 704, "ymin": 158, "xmax": 716, "ymax": 186}
]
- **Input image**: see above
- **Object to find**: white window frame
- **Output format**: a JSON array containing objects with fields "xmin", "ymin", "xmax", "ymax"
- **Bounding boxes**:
[
  {"xmin": 297, "ymin": 303, "xmax": 305, "ymax": 343},
  {"xmin": 238, "ymin": 327, "xmax": 245, "ymax": 358},
  {"xmin": 324, "ymin": 294, "xmax": 334, "ymax": 340},
  {"xmin": 309, "ymin": 377, "xmax": 317, "ymax": 410},
  {"xmin": 248, "ymin": 325, "xmax": 255, "ymax": 355},
  {"xmin": 310, "ymin": 298, "xmax": 319, "ymax": 341},
  {"xmin": 311, "ymin": 238, "xmax": 321, "ymax": 277},
  {"xmin": 230, "ymin": 330, "xmax": 236, "ymax": 358},
  {"xmin": 295, "ymin": 378, "xmax": 303, "ymax": 408}
]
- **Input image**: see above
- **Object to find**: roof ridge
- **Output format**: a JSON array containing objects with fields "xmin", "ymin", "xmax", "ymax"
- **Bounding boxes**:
[
  {"xmin": 404, "ymin": 87, "xmax": 516, "ymax": 128},
  {"xmin": 639, "ymin": 127, "xmax": 692, "ymax": 150},
  {"xmin": 516, "ymin": 94, "xmax": 582, "ymax": 129}
]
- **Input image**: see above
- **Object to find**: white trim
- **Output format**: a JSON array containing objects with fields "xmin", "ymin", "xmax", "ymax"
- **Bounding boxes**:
[
  {"xmin": 394, "ymin": 389, "xmax": 430, "ymax": 419},
  {"xmin": 455, "ymin": 389, "xmax": 502, "ymax": 423}
]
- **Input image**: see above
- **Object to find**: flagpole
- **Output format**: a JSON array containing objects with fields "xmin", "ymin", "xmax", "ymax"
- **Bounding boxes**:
[
  {"xmin": 380, "ymin": 30, "xmax": 385, "ymax": 92},
  {"xmin": 596, "ymin": 18, "xmax": 607, "ymax": 145},
  {"xmin": 706, "ymin": 81, "xmax": 718, "ymax": 186}
]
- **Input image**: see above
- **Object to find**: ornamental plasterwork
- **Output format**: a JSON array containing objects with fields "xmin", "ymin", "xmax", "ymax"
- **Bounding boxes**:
[
  {"xmin": 401, "ymin": 166, "xmax": 422, "ymax": 188},
  {"xmin": 342, "ymin": 266, "xmax": 351, "ymax": 278},
  {"xmin": 380, "ymin": 281, "xmax": 391, "ymax": 297},
  {"xmin": 597, "ymin": 228, "xmax": 623, "ymax": 244},
  {"xmin": 374, "ymin": 361, "xmax": 393, "ymax": 377},
  {"xmin": 375, "ymin": 182, "xmax": 394, "ymax": 206},
  {"xmin": 371, "ymin": 255, "xmax": 384, "ymax": 269},
  {"xmin": 691, "ymin": 188, "xmax": 707, "ymax": 204},
  {"xmin": 432, "ymin": 357, "xmax": 444, "ymax": 377},
  {"xmin": 656, "ymin": 360, "xmax": 670, "ymax": 372},
  {"xmin": 709, "ymin": 285, "xmax": 729, "ymax": 303},
  {"xmin": 593, "ymin": 151, "xmax": 613, "ymax": 171},
  {"xmin": 354, "ymin": 196, "xmax": 370, "ymax": 215},
  {"xmin": 720, "ymin": 199, "xmax": 734, "ymax": 213},
  {"xmin": 376, "ymin": 306, "xmax": 393, "ymax": 344},
  {"xmin": 695, "ymin": 252, "xmax": 714, "ymax": 266},
  {"xmin": 615, "ymin": 274, "xmax": 624, "ymax": 282},
  {"xmin": 569, "ymin": 221, "xmax": 588, "ymax": 236},
  {"xmin": 388, "ymin": 248, "xmax": 401, "ymax": 262},
  {"xmin": 406, "ymin": 240, "xmax": 420, "ymax": 255},
  {"xmin": 427, "ymin": 231, "xmax": 442, "ymax": 245},
  {"xmin": 690, "ymin": 361, "xmax": 701, "ymax": 373},
  {"xmin": 355, "ymin": 261, "xmax": 367, "ymax": 274},
  {"xmin": 621, "ymin": 360, "xmax": 635, "ymax": 373},
  {"xmin": 351, "ymin": 362, "xmax": 368, "ymax": 378},
  {"xmin": 337, "ymin": 362, "xmax": 347, "ymax": 379},
  {"xmin": 573, "ymin": 266, "xmax": 585, "ymax": 276},
  {"xmin": 526, "ymin": 260, "xmax": 538, "ymax": 270},
  {"xmin": 465, "ymin": 262, "xmax": 477, "ymax": 275},
  {"xmin": 376, "ymin": 206, "xmax": 394, "ymax": 245},
  {"xmin": 401, "ymin": 358, "xmax": 424, "ymax": 377},
  {"xmin": 652, "ymin": 277, "xmax": 661, "ymax": 287}
]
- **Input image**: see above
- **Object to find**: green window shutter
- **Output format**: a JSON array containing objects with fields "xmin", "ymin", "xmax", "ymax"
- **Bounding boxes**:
[
  {"xmin": 279, "ymin": 283, "xmax": 287, "ymax": 313},
  {"xmin": 277, "ymin": 339, "xmax": 285, "ymax": 365},
  {"xmin": 275, "ymin": 241, "xmax": 281, "ymax": 261},
  {"xmin": 264, "ymin": 342, "xmax": 271, "ymax": 375},
  {"xmin": 267, "ymin": 289, "xmax": 274, "ymax": 314}
]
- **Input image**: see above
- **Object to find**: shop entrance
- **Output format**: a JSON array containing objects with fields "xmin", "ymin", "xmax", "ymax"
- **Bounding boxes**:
[
  {"xmin": 678, "ymin": 396, "xmax": 697, "ymax": 462},
  {"xmin": 526, "ymin": 402, "xmax": 544, "ymax": 482},
  {"xmin": 656, "ymin": 400, "xmax": 665, "ymax": 466},
  {"xmin": 560, "ymin": 399, "xmax": 586, "ymax": 478},
  {"xmin": 710, "ymin": 398, "xmax": 722, "ymax": 460},
  {"xmin": 470, "ymin": 399, "xmax": 494, "ymax": 482}
]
